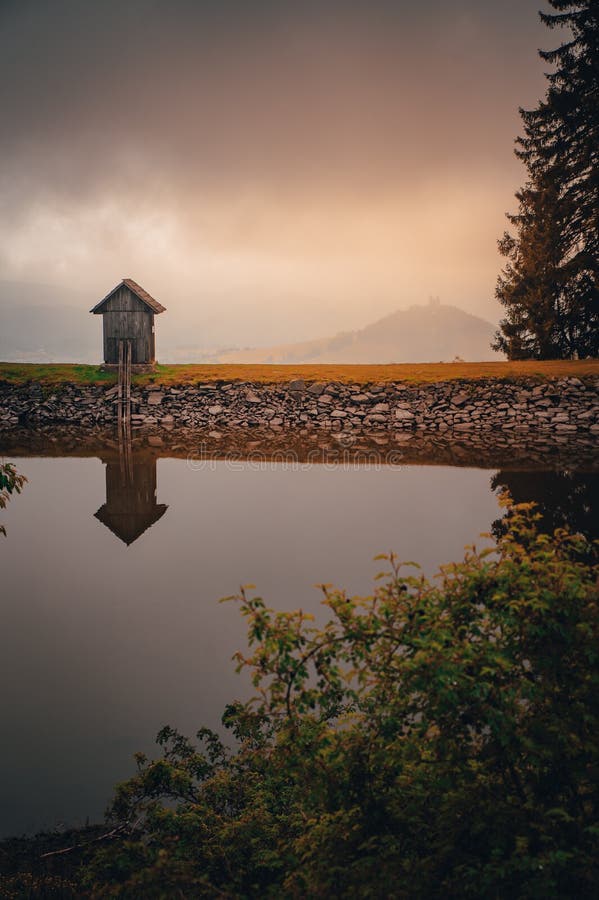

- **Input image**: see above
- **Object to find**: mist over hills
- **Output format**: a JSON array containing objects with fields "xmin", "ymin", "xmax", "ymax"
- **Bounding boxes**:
[
  {"xmin": 0, "ymin": 281, "xmax": 99, "ymax": 363},
  {"xmin": 0, "ymin": 282, "xmax": 500, "ymax": 364},
  {"xmin": 216, "ymin": 301, "xmax": 501, "ymax": 364}
]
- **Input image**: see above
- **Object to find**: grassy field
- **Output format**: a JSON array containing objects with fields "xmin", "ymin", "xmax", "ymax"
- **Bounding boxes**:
[{"xmin": 0, "ymin": 360, "xmax": 598, "ymax": 386}]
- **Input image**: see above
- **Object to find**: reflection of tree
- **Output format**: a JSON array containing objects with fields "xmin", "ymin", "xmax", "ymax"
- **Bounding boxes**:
[{"xmin": 491, "ymin": 470, "xmax": 599, "ymax": 544}]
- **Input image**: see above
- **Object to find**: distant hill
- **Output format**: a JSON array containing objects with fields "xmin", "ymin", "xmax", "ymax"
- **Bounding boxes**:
[{"xmin": 217, "ymin": 301, "xmax": 501, "ymax": 364}]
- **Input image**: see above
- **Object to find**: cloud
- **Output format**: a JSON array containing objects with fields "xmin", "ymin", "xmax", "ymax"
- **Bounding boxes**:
[{"xmin": 0, "ymin": 0, "xmax": 549, "ymax": 343}]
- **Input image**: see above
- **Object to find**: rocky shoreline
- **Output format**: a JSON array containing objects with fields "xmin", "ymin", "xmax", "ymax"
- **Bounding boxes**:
[{"xmin": 1, "ymin": 376, "xmax": 598, "ymax": 436}]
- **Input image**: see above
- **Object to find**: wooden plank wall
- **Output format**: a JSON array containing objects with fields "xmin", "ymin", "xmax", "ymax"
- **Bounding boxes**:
[{"xmin": 101, "ymin": 287, "xmax": 155, "ymax": 364}]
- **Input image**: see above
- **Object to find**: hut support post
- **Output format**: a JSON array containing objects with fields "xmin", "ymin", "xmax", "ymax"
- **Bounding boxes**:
[{"xmin": 117, "ymin": 340, "xmax": 133, "ymax": 482}]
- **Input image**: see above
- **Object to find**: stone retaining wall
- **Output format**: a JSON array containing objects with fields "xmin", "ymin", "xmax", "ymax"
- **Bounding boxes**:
[{"xmin": 1, "ymin": 377, "xmax": 598, "ymax": 434}]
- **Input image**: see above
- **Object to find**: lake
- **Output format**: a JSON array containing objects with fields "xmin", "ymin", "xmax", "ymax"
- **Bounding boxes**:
[{"xmin": 1, "ymin": 430, "xmax": 597, "ymax": 836}]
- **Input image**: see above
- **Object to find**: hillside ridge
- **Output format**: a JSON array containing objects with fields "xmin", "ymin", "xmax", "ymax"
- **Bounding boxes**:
[{"xmin": 217, "ymin": 302, "xmax": 501, "ymax": 364}]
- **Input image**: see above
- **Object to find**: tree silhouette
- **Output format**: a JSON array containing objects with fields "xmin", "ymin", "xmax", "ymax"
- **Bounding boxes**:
[{"xmin": 494, "ymin": 1, "xmax": 599, "ymax": 359}]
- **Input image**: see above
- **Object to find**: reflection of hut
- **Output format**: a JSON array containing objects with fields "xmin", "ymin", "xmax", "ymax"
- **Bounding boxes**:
[
  {"xmin": 95, "ymin": 454, "xmax": 167, "ymax": 545},
  {"xmin": 90, "ymin": 278, "xmax": 166, "ymax": 369}
]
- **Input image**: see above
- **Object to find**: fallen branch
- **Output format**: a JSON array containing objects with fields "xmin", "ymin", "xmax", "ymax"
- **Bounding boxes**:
[{"xmin": 40, "ymin": 821, "xmax": 136, "ymax": 859}]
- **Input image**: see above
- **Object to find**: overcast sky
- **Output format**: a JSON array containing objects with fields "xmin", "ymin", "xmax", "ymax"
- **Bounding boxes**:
[{"xmin": 0, "ymin": 0, "xmax": 555, "ymax": 345}]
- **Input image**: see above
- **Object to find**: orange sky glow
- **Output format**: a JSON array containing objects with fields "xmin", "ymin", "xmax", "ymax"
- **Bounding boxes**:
[{"xmin": 0, "ymin": 0, "xmax": 551, "ymax": 345}]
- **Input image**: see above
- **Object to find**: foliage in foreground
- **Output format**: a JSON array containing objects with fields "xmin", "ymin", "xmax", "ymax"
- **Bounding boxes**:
[
  {"xmin": 0, "ymin": 827, "xmax": 107, "ymax": 899},
  {"xmin": 1, "ymin": 501, "xmax": 597, "ymax": 897},
  {"xmin": 68, "ymin": 500, "xmax": 598, "ymax": 898},
  {"xmin": 0, "ymin": 462, "xmax": 26, "ymax": 536}
]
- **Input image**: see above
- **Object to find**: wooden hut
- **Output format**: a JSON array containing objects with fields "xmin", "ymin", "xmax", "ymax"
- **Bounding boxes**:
[{"xmin": 90, "ymin": 278, "xmax": 166, "ymax": 369}]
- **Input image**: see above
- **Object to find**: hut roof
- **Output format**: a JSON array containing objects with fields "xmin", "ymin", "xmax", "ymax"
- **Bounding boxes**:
[
  {"xmin": 90, "ymin": 278, "xmax": 166, "ymax": 314},
  {"xmin": 94, "ymin": 503, "xmax": 168, "ymax": 545}
]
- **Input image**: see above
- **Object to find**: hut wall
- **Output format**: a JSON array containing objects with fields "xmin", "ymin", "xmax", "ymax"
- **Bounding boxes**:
[{"xmin": 101, "ymin": 287, "xmax": 155, "ymax": 364}]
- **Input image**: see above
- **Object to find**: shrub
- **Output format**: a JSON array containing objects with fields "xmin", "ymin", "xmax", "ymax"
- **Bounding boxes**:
[{"xmin": 82, "ymin": 499, "xmax": 598, "ymax": 898}]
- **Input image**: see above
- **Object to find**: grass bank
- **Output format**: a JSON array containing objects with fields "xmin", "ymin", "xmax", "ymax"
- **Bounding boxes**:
[{"xmin": 1, "ymin": 359, "xmax": 598, "ymax": 387}]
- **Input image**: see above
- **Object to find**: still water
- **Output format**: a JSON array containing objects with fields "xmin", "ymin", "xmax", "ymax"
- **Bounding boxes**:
[{"xmin": 1, "ymin": 446, "xmax": 597, "ymax": 836}]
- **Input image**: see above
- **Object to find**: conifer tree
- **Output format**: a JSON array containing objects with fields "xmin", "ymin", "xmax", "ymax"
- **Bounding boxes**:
[{"xmin": 494, "ymin": 0, "xmax": 598, "ymax": 359}]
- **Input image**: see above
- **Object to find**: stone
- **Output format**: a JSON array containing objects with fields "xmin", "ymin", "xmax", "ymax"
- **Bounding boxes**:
[
  {"xmin": 451, "ymin": 392, "xmax": 470, "ymax": 407},
  {"xmin": 147, "ymin": 435, "xmax": 164, "ymax": 447},
  {"xmin": 288, "ymin": 380, "xmax": 306, "ymax": 392},
  {"xmin": 1, "ymin": 377, "xmax": 598, "ymax": 443}
]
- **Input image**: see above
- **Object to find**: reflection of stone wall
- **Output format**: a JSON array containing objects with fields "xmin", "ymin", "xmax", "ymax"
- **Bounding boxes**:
[
  {"xmin": 1, "ymin": 425, "xmax": 598, "ymax": 472},
  {"xmin": 1, "ymin": 376, "xmax": 598, "ymax": 435}
]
